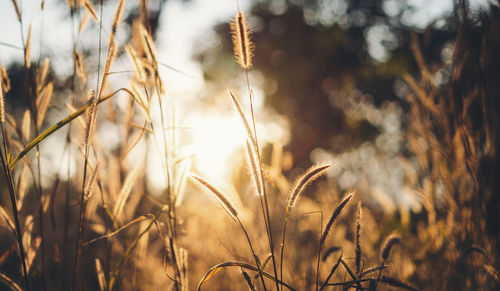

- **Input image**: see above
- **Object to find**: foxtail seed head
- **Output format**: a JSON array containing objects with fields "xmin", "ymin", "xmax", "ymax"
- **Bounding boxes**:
[
  {"xmin": 287, "ymin": 164, "xmax": 331, "ymax": 210},
  {"xmin": 380, "ymin": 234, "xmax": 401, "ymax": 261},
  {"xmin": 320, "ymin": 192, "xmax": 354, "ymax": 247},
  {"xmin": 231, "ymin": 11, "xmax": 254, "ymax": 69}
]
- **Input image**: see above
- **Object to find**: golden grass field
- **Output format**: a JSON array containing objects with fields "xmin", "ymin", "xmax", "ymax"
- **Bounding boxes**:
[{"xmin": 0, "ymin": 0, "xmax": 498, "ymax": 290}]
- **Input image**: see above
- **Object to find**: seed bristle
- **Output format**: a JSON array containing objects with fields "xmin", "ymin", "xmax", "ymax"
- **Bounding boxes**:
[
  {"xmin": 380, "ymin": 234, "xmax": 401, "ymax": 261},
  {"xmin": 320, "ymin": 192, "xmax": 354, "ymax": 247},
  {"xmin": 189, "ymin": 174, "xmax": 238, "ymax": 220},
  {"xmin": 355, "ymin": 201, "xmax": 362, "ymax": 274},
  {"xmin": 231, "ymin": 11, "xmax": 254, "ymax": 69},
  {"xmin": 287, "ymin": 164, "xmax": 331, "ymax": 209}
]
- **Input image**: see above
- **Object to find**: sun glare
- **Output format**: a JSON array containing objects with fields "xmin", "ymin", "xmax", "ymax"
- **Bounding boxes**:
[{"xmin": 186, "ymin": 112, "xmax": 246, "ymax": 180}]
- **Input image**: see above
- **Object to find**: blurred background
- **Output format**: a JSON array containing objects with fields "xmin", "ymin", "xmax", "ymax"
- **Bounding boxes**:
[{"xmin": 0, "ymin": 0, "xmax": 490, "ymax": 200}]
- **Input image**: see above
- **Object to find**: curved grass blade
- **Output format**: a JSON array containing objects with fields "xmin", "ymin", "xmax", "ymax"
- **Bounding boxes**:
[
  {"xmin": 197, "ymin": 261, "xmax": 296, "ymax": 291},
  {"xmin": 82, "ymin": 215, "xmax": 150, "ymax": 247},
  {"xmin": 340, "ymin": 258, "xmax": 362, "ymax": 290},
  {"xmin": 0, "ymin": 272, "xmax": 22, "ymax": 291},
  {"xmin": 253, "ymin": 253, "xmax": 272, "ymax": 279},
  {"xmin": 319, "ymin": 251, "xmax": 343, "ymax": 291},
  {"xmin": 9, "ymin": 88, "xmax": 135, "ymax": 170},
  {"xmin": 108, "ymin": 215, "xmax": 156, "ymax": 290}
]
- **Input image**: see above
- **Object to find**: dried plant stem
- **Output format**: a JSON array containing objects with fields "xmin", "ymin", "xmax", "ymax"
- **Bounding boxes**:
[
  {"xmin": 281, "ymin": 164, "xmax": 331, "ymax": 288},
  {"xmin": 318, "ymin": 251, "xmax": 342, "ymax": 291},
  {"xmin": 0, "ymin": 123, "xmax": 30, "ymax": 291},
  {"xmin": 140, "ymin": 25, "xmax": 179, "ymax": 284},
  {"xmin": 316, "ymin": 193, "xmax": 353, "ymax": 290},
  {"xmin": 190, "ymin": 173, "xmax": 267, "ymax": 289},
  {"xmin": 236, "ymin": 218, "xmax": 268, "ymax": 290},
  {"xmin": 355, "ymin": 202, "xmax": 362, "ymax": 275},
  {"xmin": 279, "ymin": 210, "xmax": 289, "ymax": 289},
  {"xmin": 244, "ymin": 67, "xmax": 280, "ymax": 291}
]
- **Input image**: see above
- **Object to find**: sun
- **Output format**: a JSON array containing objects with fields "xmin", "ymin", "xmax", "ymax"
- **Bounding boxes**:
[{"xmin": 186, "ymin": 112, "xmax": 246, "ymax": 180}]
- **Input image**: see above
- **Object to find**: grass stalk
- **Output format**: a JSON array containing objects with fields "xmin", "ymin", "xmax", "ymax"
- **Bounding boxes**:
[
  {"xmin": 244, "ymin": 66, "xmax": 280, "ymax": 291},
  {"xmin": 0, "ymin": 123, "xmax": 30, "ymax": 291}
]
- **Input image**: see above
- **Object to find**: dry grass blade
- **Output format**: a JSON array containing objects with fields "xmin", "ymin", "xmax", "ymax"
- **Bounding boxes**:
[
  {"xmin": 174, "ymin": 160, "xmax": 191, "ymax": 206},
  {"xmin": 25, "ymin": 237, "xmax": 41, "ymax": 273},
  {"xmin": 0, "ymin": 116, "xmax": 29, "ymax": 289},
  {"xmin": 0, "ymin": 272, "xmax": 22, "ymax": 291},
  {"xmin": 84, "ymin": 0, "xmax": 99, "ymax": 22},
  {"xmin": 228, "ymin": 89, "xmax": 256, "ymax": 148},
  {"xmin": 10, "ymin": 0, "xmax": 21, "ymax": 21},
  {"xmin": 83, "ymin": 215, "xmax": 149, "ymax": 247},
  {"xmin": 8, "ymin": 87, "xmax": 134, "ymax": 170},
  {"xmin": 113, "ymin": 164, "xmax": 141, "ymax": 219},
  {"xmin": 0, "ymin": 205, "xmax": 16, "ymax": 236},
  {"xmin": 21, "ymin": 110, "xmax": 30, "ymax": 142},
  {"xmin": 320, "ymin": 193, "xmax": 354, "ymax": 247},
  {"xmin": 22, "ymin": 216, "xmax": 33, "ymax": 252},
  {"xmin": 122, "ymin": 121, "xmax": 148, "ymax": 157},
  {"xmin": 36, "ymin": 82, "xmax": 53, "ymax": 128},
  {"xmin": 79, "ymin": 11, "xmax": 91, "ymax": 35},
  {"xmin": 189, "ymin": 174, "xmax": 238, "ymax": 220},
  {"xmin": 318, "ymin": 252, "xmax": 343, "ymax": 291},
  {"xmin": 339, "ymin": 258, "xmax": 362, "ymax": 290},
  {"xmin": 140, "ymin": 26, "xmax": 158, "ymax": 64},
  {"xmin": 95, "ymin": 258, "xmax": 106, "ymax": 291},
  {"xmin": 125, "ymin": 44, "xmax": 146, "ymax": 83},
  {"xmin": 25, "ymin": 24, "xmax": 32, "ymax": 69},
  {"xmin": 287, "ymin": 164, "xmax": 331, "ymax": 209},
  {"xmin": 108, "ymin": 217, "xmax": 155, "ymax": 290},
  {"xmin": 74, "ymin": 50, "xmax": 86, "ymax": 81},
  {"xmin": 39, "ymin": 58, "xmax": 49, "ymax": 86},
  {"xmin": 196, "ymin": 261, "xmax": 296, "ymax": 291}
]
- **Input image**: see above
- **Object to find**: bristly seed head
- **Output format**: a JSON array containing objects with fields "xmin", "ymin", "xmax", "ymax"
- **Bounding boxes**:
[
  {"xmin": 190, "ymin": 174, "xmax": 238, "ymax": 220},
  {"xmin": 355, "ymin": 202, "xmax": 362, "ymax": 274},
  {"xmin": 231, "ymin": 11, "xmax": 254, "ymax": 69},
  {"xmin": 380, "ymin": 234, "xmax": 401, "ymax": 261},
  {"xmin": 287, "ymin": 164, "xmax": 331, "ymax": 210},
  {"xmin": 320, "ymin": 192, "xmax": 354, "ymax": 247}
]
